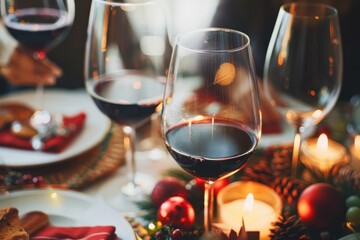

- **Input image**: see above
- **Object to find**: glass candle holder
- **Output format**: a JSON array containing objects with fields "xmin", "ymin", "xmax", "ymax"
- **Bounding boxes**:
[
  {"xmin": 217, "ymin": 181, "xmax": 282, "ymax": 240},
  {"xmin": 350, "ymin": 135, "xmax": 360, "ymax": 171},
  {"xmin": 300, "ymin": 134, "xmax": 349, "ymax": 174}
]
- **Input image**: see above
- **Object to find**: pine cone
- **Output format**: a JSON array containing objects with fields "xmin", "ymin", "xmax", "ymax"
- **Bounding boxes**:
[
  {"xmin": 270, "ymin": 214, "xmax": 309, "ymax": 240},
  {"xmin": 271, "ymin": 145, "xmax": 292, "ymax": 177},
  {"xmin": 334, "ymin": 165, "xmax": 360, "ymax": 195},
  {"xmin": 241, "ymin": 159, "xmax": 274, "ymax": 186},
  {"xmin": 272, "ymin": 176, "xmax": 307, "ymax": 206}
]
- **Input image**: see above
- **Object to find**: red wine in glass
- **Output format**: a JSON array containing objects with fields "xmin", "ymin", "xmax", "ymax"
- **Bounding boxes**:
[
  {"xmin": 90, "ymin": 73, "xmax": 164, "ymax": 126},
  {"xmin": 165, "ymin": 119, "xmax": 258, "ymax": 181},
  {"xmin": 2, "ymin": 2, "xmax": 74, "ymax": 134},
  {"xmin": 162, "ymin": 28, "xmax": 261, "ymax": 233},
  {"xmin": 4, "ymin": 8, "xmax": 72, "ymax": 56}
]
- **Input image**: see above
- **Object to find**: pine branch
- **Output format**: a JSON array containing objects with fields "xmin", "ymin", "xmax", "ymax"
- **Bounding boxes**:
[
  {"xmin": 163, "ymin": 168, "xmax": 194, "ymax": 183},
  {"xmin": 136, "ymin": 196, "xmax": 157, "ymax": 222}
]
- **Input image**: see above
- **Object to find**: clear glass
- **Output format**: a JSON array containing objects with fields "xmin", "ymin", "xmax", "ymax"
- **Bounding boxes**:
[
  {"xmin": 1, "ymin": 0, "xmax": 75, "ymax": 133},
  {"xmin": 161, "ymin": 28, "xmax": 262, "ymax": 232},
  {"xmin": 84, "ymin": 0, "xmax": 170, "ymax": 204},
  {"xmin": 263, "ymin": 3, "xmax": 343, "ymax": 177}
]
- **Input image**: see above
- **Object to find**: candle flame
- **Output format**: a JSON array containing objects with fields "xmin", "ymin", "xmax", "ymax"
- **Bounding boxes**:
[
  {"xmin": 355, "ymin": 135, "xmax": 360, "ymax": 151},
  {"xmin": 243, "ymin": 193, "xmax": 254, "ymax": 213},
  {"xmin": 317, "ymin": 133, "xmax": 328, "ymax": 151}
]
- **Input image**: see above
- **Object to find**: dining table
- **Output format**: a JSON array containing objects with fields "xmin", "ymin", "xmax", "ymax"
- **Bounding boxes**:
[
  {"xmin": 0, "ymin": 88, "xmax": 180, "ymax": 239},
  {"xmin": 1, "ymin": 88, "xmax": 357, "ymax": 240}
]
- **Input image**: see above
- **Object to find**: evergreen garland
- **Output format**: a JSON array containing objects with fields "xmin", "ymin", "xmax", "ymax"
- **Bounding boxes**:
[{"xmin": 136, "ymin": 144, "xmax": 360, "ymax": 240}]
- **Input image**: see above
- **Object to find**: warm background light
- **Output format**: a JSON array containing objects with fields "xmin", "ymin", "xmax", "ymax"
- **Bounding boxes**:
[
  {"xmin": 350, "ymin": 135, "xmax": 360, "ymax": 170},
  {"xmin": 355, "ymin": 135, "xmax": 360, "ymax": 150},
  {"xmin": 301, "ymin": 133, "xmax": 348, "ymax": 173}
]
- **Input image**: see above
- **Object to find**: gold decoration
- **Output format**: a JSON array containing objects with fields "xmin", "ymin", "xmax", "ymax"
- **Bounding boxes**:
[{"xmin": 214, "ymin": 63, "xmax": 235, "ymax": 86}]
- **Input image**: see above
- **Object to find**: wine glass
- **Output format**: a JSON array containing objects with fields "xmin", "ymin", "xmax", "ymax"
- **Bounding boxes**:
[
  {"xmin": 263, "ymin": 2, "xmax": 343, "ymax": 177},
  {"xmin": 84, "ymin": 0, "xmax": 169, "ymax": 200},
  {"xmin": 161, "ymin": 28, "xmax": 262, "ymax": 232},
  {"xmin": 2, "ymin": 0, "xmax": 75, "ymax": 133}
]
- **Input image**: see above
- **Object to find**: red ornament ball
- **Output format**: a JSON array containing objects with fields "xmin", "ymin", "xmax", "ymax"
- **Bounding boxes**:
[
  {"xmin": 194, "ymin": 177, "xmax": 230, "ymax": 196},
  {"xmin": 297, "ymin": 183, "xmax": 346, "ymax": 230},
  {"xmin": 157, "ymin": 196, "xmax": 195, "ymax": 230},
  {"xmin": 151, "ymin": 177, "xmax": 188, "ymax": 207}
]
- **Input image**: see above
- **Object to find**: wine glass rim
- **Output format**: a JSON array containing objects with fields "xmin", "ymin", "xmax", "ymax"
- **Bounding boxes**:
[
  {"xmin": 174, "ymin": 27, "xmax": 250, "ymax": 53},
  {"xmin": 281, "ymin": 2, "xmax": 338, "ymax": 18},
  {"xmin": 94, "ymin": 0, "xmax": 156, "ymax": 6}
]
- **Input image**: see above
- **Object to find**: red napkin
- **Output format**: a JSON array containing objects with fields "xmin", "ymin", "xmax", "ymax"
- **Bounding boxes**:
[
  {"xmin": 31, "ymin": 226, "xmax": 116, "ymax": 240},
  {"xmin": 0, "ymin": 113, "xmax": 86, "ymax": 153}
]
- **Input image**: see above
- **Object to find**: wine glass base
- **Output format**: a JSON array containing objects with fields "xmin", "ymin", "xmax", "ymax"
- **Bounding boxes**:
[
  {"xmin": 121, "ymin": 172, "xmax": 156, "ymax": 196},
  {"xmin": 136, "ymin": 147, "xmax": 167, "ymax": 162},
  {"xmin": 98, "ymin": 172, "xmax": 156, "ymax": 213}
]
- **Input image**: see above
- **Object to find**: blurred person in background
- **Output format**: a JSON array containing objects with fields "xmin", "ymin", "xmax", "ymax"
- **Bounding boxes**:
[
  {"xmin": 211, "ymin": 0, "xmax": 360, "ymax": 101},
  {"xmin": 1, "ymin": 0, "xmax": 358, "ymax": 101},
  {"xmin": 0, "ymin": 0, "xmax": 91, "ymax": 94},
  {"xmin": 0, "ymin": 22, "xmax": 61, "ymax": 93}
]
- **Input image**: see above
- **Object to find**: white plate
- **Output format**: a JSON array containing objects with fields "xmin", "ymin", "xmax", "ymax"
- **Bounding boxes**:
[
  {"xmin": 0, "ymin": 89, "xmax": 111, "ymax": 167},
  {"xmin": 0, "ymin": 189, "xmax": 136, "ymax": 240}
]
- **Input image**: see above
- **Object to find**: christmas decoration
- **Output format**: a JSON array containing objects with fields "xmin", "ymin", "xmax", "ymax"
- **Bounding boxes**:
[
  {"xmin": 0, "ymin": 170, "xmax": 46, "ymax": 190},
  {"xmin": 241, "ymin": 159, "xmax": 274, "ymax": 185},
  {"xmin": 333, "ymin": 166, "xmax": 360, "ymax": 196},
  {"xmin": 269, "ymin": 214, "xmax": 309, "ymax": 240},
  {"xmin": 346, "ymin": 206, "xmax": 360, "ymax": 225},
  {"xmin": 240, "ymin": 144, "xmax": 293, "ymax": 185},
  {"xmin": 124, "ymin": 216, "xmax": 151, "ymax": 240},
  {"xmin": 193, "ymin": 177, "xmax": 230, "ymax": 196},
  {"xmin": 171, "ymin": 229, "xmax": 184, "ymax": 240},
  {"xmin": 136, "ymin": 138, "xmax": 359, "ymax": 239},
  {"xmin": 151, "ymin": 177, "xmax": 188, "ymax": 207},
  {"xmin": 345, "ymin": 195, "xmax": 360, "ymax": 229},
  {"xmin": 272, "ymin": 176, "xmax": 307, "ymax": 205},
  {"xmin": 149, "ymin": 224, "xmax": 201, "ymax": 240},
  {"xmin": 297, "ymin": 183, "xmax": 346, "ymax": 230},
  {"xmin": 270, "ymin": 145, "xmax": 292, "ymax": 177},
  {"xmin": 157, "ymin": 196, "xmax": 195, "ymax": 230},
  {"xmin": 346, "ymin": 195, "xmax": 360, "ymax": 208}
]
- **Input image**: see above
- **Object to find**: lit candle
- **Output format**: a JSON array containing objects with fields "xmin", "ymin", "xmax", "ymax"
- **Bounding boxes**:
[
  {"xmin": 217, "ymin": 181, "xmax": 282, "ymax": 240},
  {"xmin": 301, "ymin": 133, "xmax": 348, "ymax": 173},
  {"xmin": 350, "ymin": 135, "xmax": 360, "ymax": 170},
  {"xmin": 220, "ymin": 194, "xmax": 275, "ymax": 239}
]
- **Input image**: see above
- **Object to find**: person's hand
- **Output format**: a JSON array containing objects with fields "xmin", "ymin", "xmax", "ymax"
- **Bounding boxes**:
[{"xmin": 0, "ymin": 46, "xmax": 62, "ymax": 86}]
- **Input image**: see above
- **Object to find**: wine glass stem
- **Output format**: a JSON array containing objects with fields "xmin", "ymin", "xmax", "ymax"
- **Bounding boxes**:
[
  {"xmin": 35, "ymin": 83, "xmax": 44, "ymax": 111},
  {"xmin": 123, "ymin": 126, "xmax": 137, "ymax": 190},
  {"xmin": 204, "ymin": 180, "xmax": 214, "ymax": 233},
  {"xmin": 33, "ymin": 51, "xmax": 46, "ymax": 112},
  {"xmin": 291, "ymin": 128, "xmax": 302, "ymax": 178}
]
